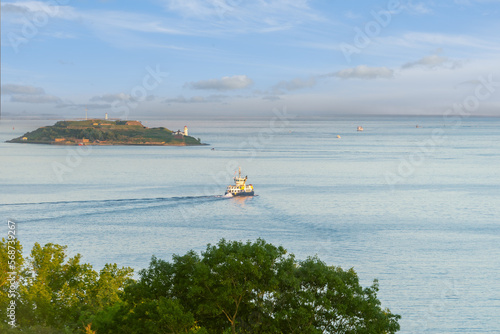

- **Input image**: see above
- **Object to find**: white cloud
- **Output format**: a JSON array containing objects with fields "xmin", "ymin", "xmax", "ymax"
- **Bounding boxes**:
[
  {"xmin": 402, "ymin": 53, "xmax": 462, "ymax": 70},
  {"xmin": 2, "ymin": 84, "xmax": 45, "ymax": 95},
  {"xmin": 2, "ymin": 83, "xmax": 62, "ymax": 104},
  {"xmin": 90, "ymin": 93, "xmax": 132, "ymax": 103},
  {"xmin": 262, "ymin": 95, "xmax": 281, "ymax": 101},
  {"xmin": 405, "ymin": 2, "xmax": 433, "ymax": 14},
  {"xmin": 163, "ymin": 94, "xmax": 227, "ymax": 103},
  {"xmin": 164, "ymin": 0, "xmax": 312, "ymax": 18},
  {"xmin": 343, "ymin": 10, "xmax": 362, "ymax": 20},
  {"xmin": 82, "ymin": 10, "xmax": 189, "ymax": 36},
  {"xmin": 1, "ymin": 3, "xmax": 31, "ymax": 14},
  {"xmin": 187, "ymin": 75, "xmax": 253, "ymax": 91},
  {"xmin": 380, "ymin": 32, "xmax": 500, "ymax": 51},
  {"xmin": 10, "ymin": 94, "xmax": 61, "ymax": 103},
  {"xmin": 328, "ymin": 65, "xmax": 394, "ymax": 79},
  {"xmin": 273, "ymin": 77, "xmax": 317, "ymax": 92},
  {"xmin": 1, "ymin": 1, "xmax": 77, "ymax": 20},
  {"xmin": 159, "ymin": 0, "xmax": 321, "ymax": 34},
  {"xmin": 56, "ymin": 103, "xmax": 112, "ymax": 110},
  {"xmin": 455, "ymin": 0, "xmax": 500, "ymax": 4}
]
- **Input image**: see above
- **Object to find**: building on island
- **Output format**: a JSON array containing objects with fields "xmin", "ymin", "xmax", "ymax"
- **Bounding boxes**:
[{"xmin": 173, "ymin": 126, "xmax": 189, "ymax": 138}]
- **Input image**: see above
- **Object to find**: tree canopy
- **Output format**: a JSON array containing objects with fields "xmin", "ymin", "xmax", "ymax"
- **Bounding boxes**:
[{"xmin": 0, "ymin": 238, "xmax": 400, "ymax": 333}]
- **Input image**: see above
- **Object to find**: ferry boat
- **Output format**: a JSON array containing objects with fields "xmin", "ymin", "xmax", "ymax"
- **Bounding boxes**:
[{"xmin": 225, "ymin": 167, "xmax": 254, "ymax": 197}]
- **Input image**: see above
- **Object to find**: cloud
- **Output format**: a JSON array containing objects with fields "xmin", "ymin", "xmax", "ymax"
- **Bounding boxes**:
[
  {"xmin": 83, "ymin": 10, "xmax": 189, "ymax": 36},
  {"xmin": 262, "ymin": 95, "xmax": 281, "ymax": 101},
  {"xmin": 56, "ymin": 103, "xmax": 112, "ymax": 110},
  {"xmin": 454, "ymin": 79, "xmax": 482, "ymax": 89},
  {"xmin": 163, "ymin": 0, "xmax": 313, "ymax": 19},
  {"xmin": 402, "ymin": 53, "xmax": 462, "ymax": 70},
  {"xmin": 2, "ymin": 83, "xmax": 62, "ymax": 104},
  {"xmin": 2, "ymin": 84, "xmax": 45, "ymax": 95},
  {"xmin": 0, "ymin": 1, "xmax": 77, "ymax": 20},
  {"xmin": 10, "ymin": 95, "xmax": 61, "ymax": 103},
  {"xmin": 380, "ymin": 32, "xmax": 500, "ymax": 51},
  {"xmin": 2, "ymin": 2, "xmax": 189, "ymax": 50},
  {"xmin": 455, "ymin": 0, "xmax": 500, "ymax": 5},
  {"xmin": 272, "ymin": 77, "xmax": 317, "ymax": 92},
  {"xmin": 186, "ymin": 75, "xmax": 253, "ymax": 91},
  {"xmin": 343, "ymin": 10, "xmax": 362, "ymax": 20},
  {"xmin": 90, "ymin": 93, "xmax": 132, "ymax": 102},
  {"xmin": 163, "ymin": 94, "xmax": 227, "ymax": 104},
  {"xmin": 1, "ymin": 3, "xmax": 31, "ymax": 14},
  {"xmin": 89, "ymin": 93, "xmax": 155, "ymax": 104},
  {"xmin": 158, "ymin": 0, "xmax": 321, "ymax": 34},
  {"xmin": 406, "ymin": 2, "xmax": 433, "ymax": 14},
  {"xmin": 327, "ymin": 65, "xmax": 394, "ymax": 79}
]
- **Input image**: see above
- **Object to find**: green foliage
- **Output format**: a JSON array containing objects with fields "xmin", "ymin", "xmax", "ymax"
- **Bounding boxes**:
[
  {"xmin": 184, "ymin": 135, "xmax": 202, "ymax": 145},
  {"xmin": 0, "ymin": 239, "xmax": 400, "ymax": 333},
  {"xmin": 0, "ymin": 241, "xmax": 133, "ymax": 333},
  {"xmin": 99, "ymin": 239, "xmax": 400, "ymax": 334}
]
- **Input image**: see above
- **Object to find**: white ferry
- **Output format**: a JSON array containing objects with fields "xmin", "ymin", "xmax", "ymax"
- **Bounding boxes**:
[{"xmin": 225, "ymin": 167, "xmax": 255, "ymax": 197}]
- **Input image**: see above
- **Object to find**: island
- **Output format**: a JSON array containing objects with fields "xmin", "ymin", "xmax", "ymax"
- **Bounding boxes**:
[{"xmin": 7, "ymin": 119, "xmax": 204, "ymax": 146}]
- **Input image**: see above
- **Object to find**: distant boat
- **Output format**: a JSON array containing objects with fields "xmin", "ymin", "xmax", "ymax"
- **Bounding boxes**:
[
  {"xmin": 357, "ymin": 126, "xmax": 364, "ymax": 131},
  {"xmin": 225, "ymin": 167, "xmax": 254, "ymax": 197}
]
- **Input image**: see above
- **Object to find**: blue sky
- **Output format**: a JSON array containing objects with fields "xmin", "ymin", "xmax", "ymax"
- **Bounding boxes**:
[{"xmin": 1, "ymin": 0, "xmax": 500, "ymax": 118}]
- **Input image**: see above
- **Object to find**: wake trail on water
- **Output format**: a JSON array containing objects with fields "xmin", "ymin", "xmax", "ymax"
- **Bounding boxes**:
[
  {"xmin": 1, "ymin": 195, "xmax": 230, "ymax": 223},
  {"xmin": 2, "ymin": 195, "xmax": 228, "ymax": 207}
]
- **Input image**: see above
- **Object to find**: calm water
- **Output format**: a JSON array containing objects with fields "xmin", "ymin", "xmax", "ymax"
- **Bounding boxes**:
[{"xmin": 1, "ymin": 116, "xmax": 499, "ymax": 333}]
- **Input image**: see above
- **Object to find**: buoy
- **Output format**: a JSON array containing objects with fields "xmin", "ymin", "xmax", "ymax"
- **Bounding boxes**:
[{"xmin": 337, "ymin": 135, "xmax": 341, "ymax": 139}]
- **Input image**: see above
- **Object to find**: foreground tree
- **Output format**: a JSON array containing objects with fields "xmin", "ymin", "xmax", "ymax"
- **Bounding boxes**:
[
  {"xmin": 99, "ymin": 239, "xmax": 400, "ymax": 333},
  {"xmin": 0, "ymin": 242, "xmax": 133, "ymax": 333},
  {"xmin": 1, "ymin": 239, "xmax": 400, "ymax": 333}
]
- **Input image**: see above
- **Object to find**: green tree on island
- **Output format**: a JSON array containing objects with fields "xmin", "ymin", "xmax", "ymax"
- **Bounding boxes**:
[{"xmin": 0, "ymin": 238, "xmax": 400, "ymax": 333}]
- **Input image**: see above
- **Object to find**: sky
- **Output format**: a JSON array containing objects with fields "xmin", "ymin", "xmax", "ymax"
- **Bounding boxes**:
[{"xmin": 1, "ymin": 0, "xmax": 500, "ymax": 119}]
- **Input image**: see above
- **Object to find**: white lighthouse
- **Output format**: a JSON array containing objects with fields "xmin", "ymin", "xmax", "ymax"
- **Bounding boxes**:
[
  {"xmin": 105, "ymin": 113, "xmax": 108, "ymax": 120},
  {"xmin": 184, "ymin": 126, "xmax": 188, "ymax": 136}
]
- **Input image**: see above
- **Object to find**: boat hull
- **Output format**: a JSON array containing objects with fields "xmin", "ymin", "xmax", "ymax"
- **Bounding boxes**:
[{"xmin": 226, "ymin": 191, "xmax": 254, "ymax": 197}]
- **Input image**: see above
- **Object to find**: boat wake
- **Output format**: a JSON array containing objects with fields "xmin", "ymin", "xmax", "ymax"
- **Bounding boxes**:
[
  {"xmin": 2, "ymin": 195, "xmax": 228, "ymax": 207},
  {"xmin": 1, "ymin": 195, "xmax": 231, "ymax": 223}
]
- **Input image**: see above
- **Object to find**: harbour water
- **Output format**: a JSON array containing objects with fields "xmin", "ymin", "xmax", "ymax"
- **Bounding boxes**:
[{"xmin": 1, "ymin": 116, "xmax": 499, "ymax": 333}]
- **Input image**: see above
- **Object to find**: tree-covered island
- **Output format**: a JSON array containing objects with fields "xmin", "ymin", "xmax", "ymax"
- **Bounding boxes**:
[{"xmin": 7, "ymin": 120, "xmax": 204, "ymax": 146}]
